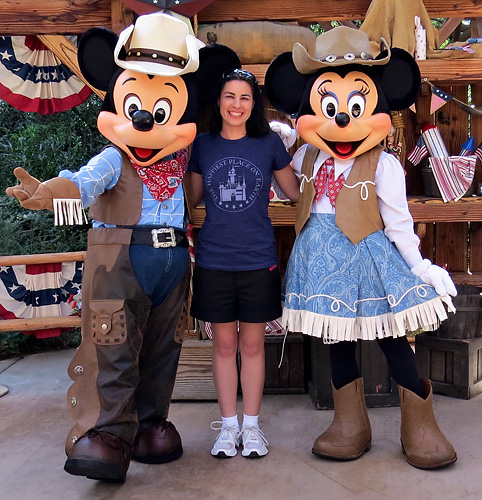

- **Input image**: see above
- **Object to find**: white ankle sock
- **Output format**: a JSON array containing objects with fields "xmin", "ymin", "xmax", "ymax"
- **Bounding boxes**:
[
  {"xmin": 222, "ymin": 415, "xmax": 239, "ymax": 429},
  {"xmin": 242, "ymin": 414, "xmax": 259, "ymax": 429}
]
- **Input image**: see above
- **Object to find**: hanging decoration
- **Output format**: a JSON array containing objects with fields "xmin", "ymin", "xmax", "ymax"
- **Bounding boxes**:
[
  {"xmin": 423, "ymin": 78, "xmax": 482, "ymax": 116},
  {"xmin": 0, "ymin": 261, "xmax": 83, "ymax": 339},
  {"xmin": 0, "ymin": 36, "xmax": 92, "ymax": 114}
]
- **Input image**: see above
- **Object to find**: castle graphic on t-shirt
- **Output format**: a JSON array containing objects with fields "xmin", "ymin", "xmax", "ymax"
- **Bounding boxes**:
[
  {"xmin": 219, "ymin": 165, "xmax": 247, "ymax": 202},
  {"xmin": 206, "ymin": 157, "xmax": 263, "ymax": 212}
]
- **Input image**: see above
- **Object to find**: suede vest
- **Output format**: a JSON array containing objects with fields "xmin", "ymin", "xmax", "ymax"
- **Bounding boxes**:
[
  {"xmin": 295, "ymin": 145, "xmax": 384, "ymax": 244},
  {"xmin": 88, "ymin": 147, "xmax": 143, "ymax": 226}
]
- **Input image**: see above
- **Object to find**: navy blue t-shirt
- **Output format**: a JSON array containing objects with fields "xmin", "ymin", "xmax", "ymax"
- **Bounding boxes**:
[{"xmin": 189, "ymin": 132, "xmax": 291, "ymax": 271}]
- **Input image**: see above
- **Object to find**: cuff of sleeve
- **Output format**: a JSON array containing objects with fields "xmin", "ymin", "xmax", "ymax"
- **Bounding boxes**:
[{"xmin": 411, "ymin": 258, "xmax": 432, "ymax": 277}]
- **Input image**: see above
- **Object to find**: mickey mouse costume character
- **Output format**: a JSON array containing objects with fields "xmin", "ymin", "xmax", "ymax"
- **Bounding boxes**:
[
  {"xmin": 6, "ymin": 12, "xmax": 240, "ymax": 483},
  {"xmin": 265, "ymin": 26, "xmax": 458, "ymax": 469}
]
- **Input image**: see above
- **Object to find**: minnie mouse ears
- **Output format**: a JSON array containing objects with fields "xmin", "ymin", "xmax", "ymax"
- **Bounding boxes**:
[
  {"xmin": 265, "ymin": 46, "xmax": 421, "ymax": 116},
  {"xmin": 265, "ymin": 52, "xmax": 311, "ymax": 116}
]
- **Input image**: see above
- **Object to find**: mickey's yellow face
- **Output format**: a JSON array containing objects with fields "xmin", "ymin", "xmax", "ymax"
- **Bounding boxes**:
[
  {"xmin": 296, "ymin": 71, "xmax": 392, "ymax": 160},
  {"xmin": 97, "ymin": 70, "xmax": 196, "ymax": 166}
]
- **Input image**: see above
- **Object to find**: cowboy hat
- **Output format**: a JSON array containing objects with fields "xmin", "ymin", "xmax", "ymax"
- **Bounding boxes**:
[
  {"xmin": 114, "ymin": 11, "xmax": 205, "ymax": 77},
  {"xmin": 293, "ymin": 26, "xmax": 391, "ymax": 74}
]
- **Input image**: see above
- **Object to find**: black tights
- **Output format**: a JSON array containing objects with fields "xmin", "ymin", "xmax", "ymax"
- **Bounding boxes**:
[{"xmin": 329, "ymin": 336, "xmax": 422, "ymax": 396}]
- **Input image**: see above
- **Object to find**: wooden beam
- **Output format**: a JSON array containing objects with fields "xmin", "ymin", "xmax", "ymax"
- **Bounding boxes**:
[
  {"xmin": 0, "ymin": 316, "xmax": 81, "ymax": 333},
  {"xmin": 0, "ymin": 252, "xmax": 86, "ymax": 266},
  {"xmin": 197, "ymin": 0, "xmax": 482, "ymax": 23},
  {"xmin": 36, "ymin": 35, "xmax": 105, "ymax": 99},
  {"xmin": 438, "ymin": 18, "xmax": 464, "ymax": 45},
  {"xmin": 0, "ymin": 0, "xmax": 112, "ymax": 35},
  {"xmin": 110, "ymin": 0, "xmax": 135, "ymax": 35}
]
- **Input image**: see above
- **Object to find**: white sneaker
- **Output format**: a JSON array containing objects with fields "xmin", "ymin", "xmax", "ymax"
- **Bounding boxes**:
[
  {"xmin": 241, "ymin": 426, "xmax": 269, "ymax": 458},
  {"xmin": 210, "ymin": 421, "xmax": 240, "ymax": 458}
]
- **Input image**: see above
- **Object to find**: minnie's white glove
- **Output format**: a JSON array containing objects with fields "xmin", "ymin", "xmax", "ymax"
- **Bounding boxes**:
[
  {"xmin": 270, "ymin": 120, "xmax": 297, "ymax": 149},
  {"xmin": 411, "ymin": 259, "xmax": 457, "ymax": 297}
]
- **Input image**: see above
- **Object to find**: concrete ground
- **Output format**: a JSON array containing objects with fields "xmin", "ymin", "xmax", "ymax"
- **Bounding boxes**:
[{"xmin": 1, "ymin": 349, "xmax": 481, "ymax": 500}]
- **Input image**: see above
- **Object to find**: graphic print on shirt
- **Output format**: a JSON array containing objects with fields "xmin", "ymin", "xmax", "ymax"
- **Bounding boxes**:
[{"xmin": 205, "ymin": 156, "xmax": 263, "ymax": 212}]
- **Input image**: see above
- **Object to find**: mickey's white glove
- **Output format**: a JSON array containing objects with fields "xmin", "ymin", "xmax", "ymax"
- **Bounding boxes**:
[
  {"xmin": 270, "ymin": 120, "xmax": 297, "ymax": 149},
  {"xmin": 411, "ymin": 259, "xmax": 457, "ymax": 297}
]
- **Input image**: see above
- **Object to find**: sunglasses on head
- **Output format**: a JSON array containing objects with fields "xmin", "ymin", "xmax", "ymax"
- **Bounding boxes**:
[{"xmin": 221, "ymin": 68, "xmax": 258, "ymax": 86}]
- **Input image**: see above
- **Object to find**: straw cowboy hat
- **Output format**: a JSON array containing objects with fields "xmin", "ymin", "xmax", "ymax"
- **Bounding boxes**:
[
  {"xmin": 293, "ymin": 26, "xmax": 391, "ymax": 74},
  {"xmin": 114, "ymin": 11, "xmax": 205, "ymax": 76}
]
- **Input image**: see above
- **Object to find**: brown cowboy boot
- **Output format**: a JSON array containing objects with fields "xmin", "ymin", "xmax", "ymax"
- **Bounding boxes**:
[
  {"xmin": 399, "ymin": 379, "xmax": 457, "ymax": 469},
  {"xmin": 312, "ymin": 378, "xmax": 372, "ymax": 460}
]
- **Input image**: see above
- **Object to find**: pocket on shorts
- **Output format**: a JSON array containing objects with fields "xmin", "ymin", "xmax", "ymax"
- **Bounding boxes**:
[{"xmin": 90, "ymin": 299, "xmax": 127, "ymax": 345}]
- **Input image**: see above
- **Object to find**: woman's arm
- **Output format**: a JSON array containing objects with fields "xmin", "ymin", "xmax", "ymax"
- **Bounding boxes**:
[
  {"xmin": 273, "ymin": 164, "xmax": 300, "ymax": 203},
  {"xmin": 184, "ymin": 171, "xmax": 204, "ymax": 213}
]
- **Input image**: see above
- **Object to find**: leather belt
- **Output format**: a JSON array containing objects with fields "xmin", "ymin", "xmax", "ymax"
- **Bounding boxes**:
[{"xmin": 130, "ymin": 227, "xmax": 188, "ymax": 248}]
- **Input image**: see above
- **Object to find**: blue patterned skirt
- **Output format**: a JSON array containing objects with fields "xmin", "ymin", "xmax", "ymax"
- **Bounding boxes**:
[{"xmin": 282, "ymin": 214, "xmax": 448, "ymax": 343}]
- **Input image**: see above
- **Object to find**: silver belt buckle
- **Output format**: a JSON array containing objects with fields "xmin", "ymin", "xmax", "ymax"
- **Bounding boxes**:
[{"xmin": 151, "ymin": 227, "xmax": 176, "ymax": 248}]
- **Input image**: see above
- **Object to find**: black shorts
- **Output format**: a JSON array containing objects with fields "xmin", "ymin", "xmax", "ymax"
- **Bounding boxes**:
[{"xmin": 190, "ymin": 265, "xmax": 282, "ymax": 323}]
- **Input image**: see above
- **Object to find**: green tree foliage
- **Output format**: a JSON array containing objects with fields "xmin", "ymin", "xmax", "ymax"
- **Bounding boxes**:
[{"xmin": 0, "ymin": 95, "xmax": 108, "ymax": 255}]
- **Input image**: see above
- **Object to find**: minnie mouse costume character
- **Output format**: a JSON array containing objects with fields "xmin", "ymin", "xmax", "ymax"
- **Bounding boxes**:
[
  {"xmin": 6, "ymin": 12, "xmax": 240, "ymax": 482},
  {"xmin": 265, "ymin": 26, "xmax": 457, "ymax": 469}
]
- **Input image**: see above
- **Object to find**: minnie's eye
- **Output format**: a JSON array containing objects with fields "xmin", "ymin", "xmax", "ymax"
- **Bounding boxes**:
[
  {"xmin": 124, "ymin": 95, "xmax": 142, "ymax": 119},
  {"xmin": 348, "ymin": 94, "xmax": 366, "ymax": 118},
  {"xmin": 321, "ymin": 95, "xmax": 338, "ymax": 118},
  {"xmin": 153, "ymin": 99, "xmax": 172, "ymax": 125}
]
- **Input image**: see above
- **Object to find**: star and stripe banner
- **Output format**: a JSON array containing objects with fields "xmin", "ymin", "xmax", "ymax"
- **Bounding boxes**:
[
  {"xmin": 0, "ymin": 36, "xmax": 92, "ymax": 114},
  {"xmin": 429, "ymin": 155, "xmax": 476, "ymax": 203},
  {"xmin": 0, "ymin": 261, "xmax": 83, "ymax": 338}
]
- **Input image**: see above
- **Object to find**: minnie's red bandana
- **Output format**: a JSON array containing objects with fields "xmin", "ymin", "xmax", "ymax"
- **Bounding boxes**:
[
  {"xmin": 314, "ymin": 157, "xmax": 345, "ymax": 206},
  {"xmin": 130, "ymin": 148, "xmax": 188, "ymax": 201}
]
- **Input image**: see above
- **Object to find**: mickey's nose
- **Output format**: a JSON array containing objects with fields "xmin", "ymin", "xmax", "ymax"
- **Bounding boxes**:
[
  {"xmin": 132, "ymin": 110, "xmax": 154, "ymax": 131},
  {"xmin": 335, "ymin": 113, "xmax": 350, "ymax": 128}
]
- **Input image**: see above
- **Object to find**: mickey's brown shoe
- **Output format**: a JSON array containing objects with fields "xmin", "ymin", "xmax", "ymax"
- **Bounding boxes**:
[
  {"xmin": 64, "ymin": 430, "xmax": 132, "ymax": 483},
  {"xmin": 132, "ymin": 418, "xmax": 183, "ymax": 464}
]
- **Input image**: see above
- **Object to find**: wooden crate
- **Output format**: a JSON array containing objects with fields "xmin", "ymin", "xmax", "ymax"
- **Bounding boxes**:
[
  {"xmin": 172, "ymin": 339, "xmax": 217, "ymax": 401},
  {"xmin": 172, "ymin": 334, "xmax": 308, "ymax": 400},
  {"xmin": 434, "ymin": 285, "xmax": 482, "ymax": 339},
  {"xmin": 415, "ymin": 332, "xmax": 482, "ymax": 399},
  {"xmin": 263, "ymin": 333, "xmax": 307, "ymax": 394},
  {"xmin": 308, "ymin": 338, "xmax": 399, "ymax": 409}
]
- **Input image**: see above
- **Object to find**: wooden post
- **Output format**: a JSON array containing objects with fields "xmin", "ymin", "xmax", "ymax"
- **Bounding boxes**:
[{"xmin": 36, "ymin": 35, "xmax": 105, "ymax": 99}]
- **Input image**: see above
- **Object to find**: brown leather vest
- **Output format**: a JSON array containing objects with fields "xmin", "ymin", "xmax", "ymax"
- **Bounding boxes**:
[
  {"xmin": 295, "ymin": 145, "xmax": 384, "ymax": 244},
  {"xmin": 88, "ymin": 147, "xmax": 143, "ymax": 226}
]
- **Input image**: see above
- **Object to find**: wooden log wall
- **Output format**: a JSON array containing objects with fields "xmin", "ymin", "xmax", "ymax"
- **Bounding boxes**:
[{"xmin": 2, "ymin": 0, "xmax": 482, "ymax": 35}]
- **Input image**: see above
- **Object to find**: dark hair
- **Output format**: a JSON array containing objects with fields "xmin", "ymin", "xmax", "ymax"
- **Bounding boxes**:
[
  {"xmin": 208, "ymin": 69, "xmax": 270, "ymax": 137},
  {"xmin": 297, "ymin": 64, "xmax": 390, "ymax": 118}
]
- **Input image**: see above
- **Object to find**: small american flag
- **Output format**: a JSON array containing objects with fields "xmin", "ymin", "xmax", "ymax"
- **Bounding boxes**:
[{"xmin": 407, "ymin": 135, "xmax": 428, "ymax": 165}]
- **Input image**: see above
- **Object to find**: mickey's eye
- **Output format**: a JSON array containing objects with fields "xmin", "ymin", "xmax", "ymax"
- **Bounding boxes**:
[
  {"xmin": 321, "ymin": 95, "xmax": 338, "ymax": 118},
  {"xmin": 124, "ymin": 94, "xmax": 142, "ymax": 119},
  {"xmin": 153, "ymin": 99, "xmax": 172, "ymax": 125},
  {"xmin": 347, "ymin": 93, "xmax": 366, "ymax": 118}
]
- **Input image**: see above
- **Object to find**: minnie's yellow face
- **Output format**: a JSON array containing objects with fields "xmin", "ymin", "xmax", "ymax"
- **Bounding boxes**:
[
  {"xmin": 97, "ymin": 70, "xmax": 196, "ymax": 166},
  {"xmin": 296, "ymin": 71, "xmax": 392, "ymax": 160}
]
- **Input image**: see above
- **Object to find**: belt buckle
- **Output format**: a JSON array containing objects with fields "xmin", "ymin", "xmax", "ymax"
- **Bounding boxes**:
[{"xmin": 151, "ymin": 227, "xmax": 176, "ymax": 248}]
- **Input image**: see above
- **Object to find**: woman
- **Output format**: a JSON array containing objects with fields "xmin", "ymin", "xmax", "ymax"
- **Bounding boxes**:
[{"xmin": 187, "ymin": 68, "xmax": 299, "ymax": 458}]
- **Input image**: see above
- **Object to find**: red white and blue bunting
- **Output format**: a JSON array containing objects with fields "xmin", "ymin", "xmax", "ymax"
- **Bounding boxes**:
[{"xmin": 0, "ymin": 36, "xmax": 91, "ymax": 114}]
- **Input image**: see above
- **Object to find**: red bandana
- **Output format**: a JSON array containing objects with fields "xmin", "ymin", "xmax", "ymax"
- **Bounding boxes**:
[
  {"xmin": 314, "ymin": 157, "xmax": 345, "ymax": 206},
  {"xmin": 130, "ymin": 148, "xmax": 188, "ymax": 201}
]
